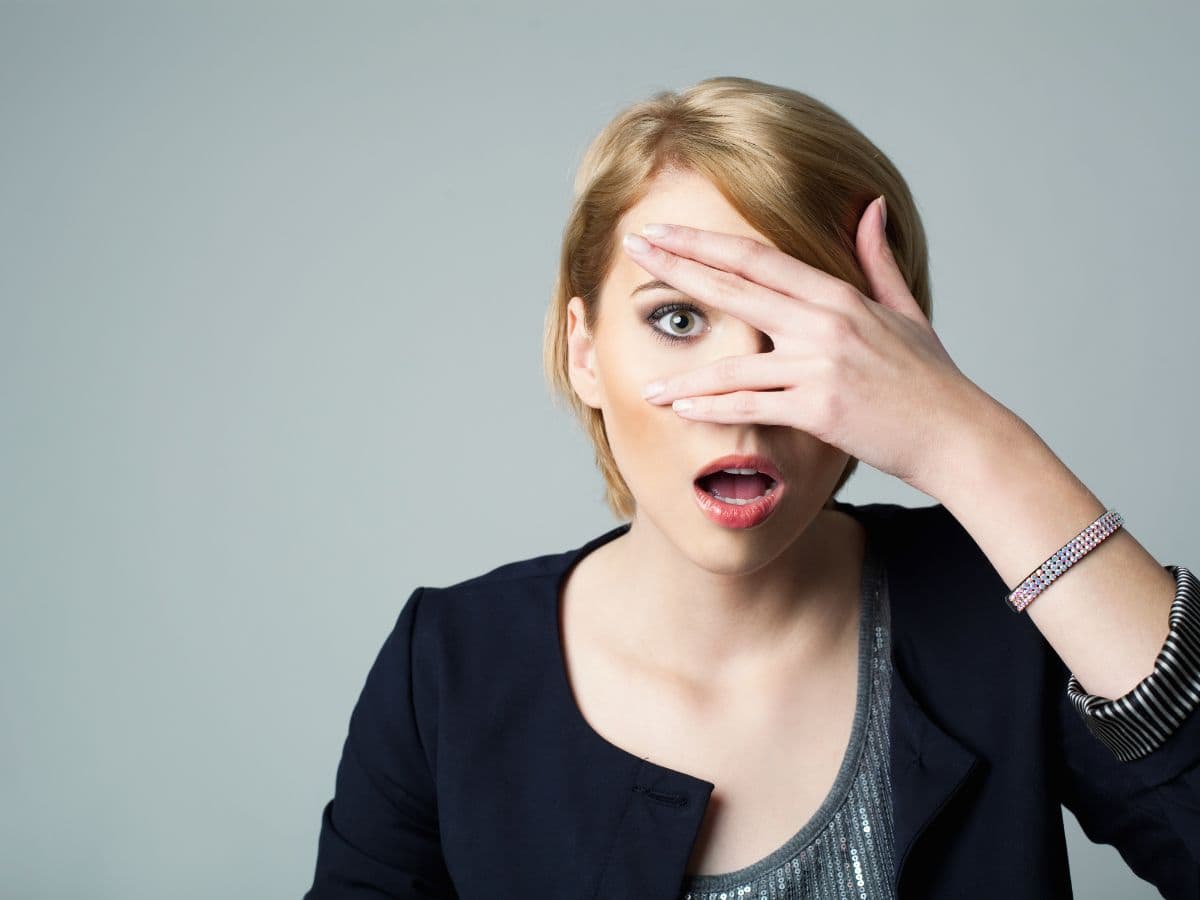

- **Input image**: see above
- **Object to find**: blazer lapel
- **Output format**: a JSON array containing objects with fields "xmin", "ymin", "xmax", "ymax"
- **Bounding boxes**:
[
  {"xmin": 889, "ymin": 653, "xmax": 983, "ymax": 894},
  {"xmin": 591, "ymin": 759, "xmax": 715, "ymax": 900}
]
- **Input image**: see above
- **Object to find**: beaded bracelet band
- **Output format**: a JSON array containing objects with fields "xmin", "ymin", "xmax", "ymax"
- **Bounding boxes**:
[{"xmin": 1005, "ymin": 508, "xmax": 1125, "ymax": 614}]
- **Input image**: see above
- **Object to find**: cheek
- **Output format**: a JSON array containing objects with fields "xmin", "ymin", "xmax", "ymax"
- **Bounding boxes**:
[{"xmin": 597, "ymin": 346, "xmax": 687, "ymax": 486}]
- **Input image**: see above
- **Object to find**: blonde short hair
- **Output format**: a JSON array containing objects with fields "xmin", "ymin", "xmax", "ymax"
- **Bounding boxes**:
[{"xmin": 543, "ymin": 76, "xmax": 933, "ymax": 521}]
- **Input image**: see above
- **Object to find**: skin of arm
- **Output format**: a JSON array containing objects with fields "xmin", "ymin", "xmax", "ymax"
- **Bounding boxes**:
[{"xmin": 930, "ymin": 388, "xmax": 1176, "ymax": 701}]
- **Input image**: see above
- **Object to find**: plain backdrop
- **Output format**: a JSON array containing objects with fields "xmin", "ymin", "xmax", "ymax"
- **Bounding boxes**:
[{"xmin": 2, "ymin": 2, "xmax": 1197, "ymax": 897}]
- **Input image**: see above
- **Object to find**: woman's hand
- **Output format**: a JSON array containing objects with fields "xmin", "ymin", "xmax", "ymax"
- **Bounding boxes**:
[{"xmin": 623, "ymin": 196, "xmax": 1004, "ymax": 498}]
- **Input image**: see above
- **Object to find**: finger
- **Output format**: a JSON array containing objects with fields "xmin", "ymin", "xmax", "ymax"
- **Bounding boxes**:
[
  {"xmin": 670, "ymin": 388, "xmax": 801, "ymax": 429},
  {"xmin": 623, "ymin": 231, "xmax": 797, "ymax": 339},
  {"xmin": 642, "ymin": 351, "xmax": 801, "ymax": 405},
  {"xmin": 638, "ymin": 223, "xmax": 848, "ymax": 311},
  {"xmin": 855, "ymin": 195, "xmax": 925, "ymax": 321}
]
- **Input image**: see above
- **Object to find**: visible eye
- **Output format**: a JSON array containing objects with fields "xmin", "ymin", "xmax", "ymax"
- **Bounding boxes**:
[{"xmin": 646, "ymin": 302, "xmax": 709, "ymax": 344}]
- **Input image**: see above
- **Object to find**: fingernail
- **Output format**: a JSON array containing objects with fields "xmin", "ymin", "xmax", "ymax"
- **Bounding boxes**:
[
  {"xmin": 672, "ymin": 398, "xmax": 693, "ymax": 412},
  {"xmin": 641, "ymin": 223, "xmax": 670, "ymax": 238},
  {"xmin": 878, "ymin": 195, "xmax": 887, "ymax": 231},
  {"xmin": 623, "ymin": 232, "xmax": 651, "ymax": 254},
  {"xmin": 642, "ymin": 380, "xmax": 665, "ymax": 399}
]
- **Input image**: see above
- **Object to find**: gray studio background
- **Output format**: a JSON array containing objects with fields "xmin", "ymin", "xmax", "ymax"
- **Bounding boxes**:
[{"xmin": 2, "ymin": 2, "xmax": 1197, "ymax": 898}]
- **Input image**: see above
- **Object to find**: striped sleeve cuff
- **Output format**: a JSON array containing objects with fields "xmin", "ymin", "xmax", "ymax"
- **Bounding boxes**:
[{"xmin": 1065, "ymin": 564, "xmax": 1200, "ymax": 762}]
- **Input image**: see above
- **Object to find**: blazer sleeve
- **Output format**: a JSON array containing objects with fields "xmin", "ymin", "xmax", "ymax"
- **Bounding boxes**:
[
  {"xmin": 303, "ymin": 586, "xmax": 458, "ymax": 899},
  {"xmin": 1065, "ymin": 564, "xmax": 1200, "ymax": 762},
  {"xmin": 1051, "ymin": 563, "xmax": 1200, "ymax": 898}
]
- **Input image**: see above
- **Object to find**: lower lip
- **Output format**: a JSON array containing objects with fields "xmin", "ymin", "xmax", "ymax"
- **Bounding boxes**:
[{"xmin": 692, "ymin": 478, "xmax": 786, "ymax": 529}]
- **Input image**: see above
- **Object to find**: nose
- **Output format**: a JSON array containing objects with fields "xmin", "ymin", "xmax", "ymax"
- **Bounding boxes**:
[{"xmin": 719, "ymin": 319, "xmax": 774, "ymax": 357}]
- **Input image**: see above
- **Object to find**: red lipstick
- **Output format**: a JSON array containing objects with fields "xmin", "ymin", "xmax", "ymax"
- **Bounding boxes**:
[{"xmin": 692, "ymin": 453, "xmax": 786, "ymax": 530}]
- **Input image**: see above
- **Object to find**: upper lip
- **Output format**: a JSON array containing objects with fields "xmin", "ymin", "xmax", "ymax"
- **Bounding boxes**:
[{"xmin": 693, "ymin": 453, "xmax": 784, "ymax": 485}]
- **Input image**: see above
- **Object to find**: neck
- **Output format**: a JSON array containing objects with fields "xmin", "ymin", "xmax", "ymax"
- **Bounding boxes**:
[{"xmin": 593, "ymin": 508, "xmax": 866, "ymax": 692}]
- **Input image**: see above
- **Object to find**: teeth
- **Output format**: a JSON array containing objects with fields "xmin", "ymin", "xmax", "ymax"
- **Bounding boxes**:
[
  {"xmin": 707, "ymin": 483, "xmax": 777, "ymax": 504},
  {"xmin": 698, "ymin": 466, "xmax": 779, "ymax": 504}
]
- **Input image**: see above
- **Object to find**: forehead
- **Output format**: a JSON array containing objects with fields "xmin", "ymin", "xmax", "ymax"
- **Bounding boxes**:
[{"xmin": 618, "ymin": 168, "xmax": 773, "ymax": 246}]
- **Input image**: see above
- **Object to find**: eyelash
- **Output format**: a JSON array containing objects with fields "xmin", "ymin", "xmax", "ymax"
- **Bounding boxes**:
[{"xmin": 646, "ymin": 302, "xmax": 709, "ymax": 345}]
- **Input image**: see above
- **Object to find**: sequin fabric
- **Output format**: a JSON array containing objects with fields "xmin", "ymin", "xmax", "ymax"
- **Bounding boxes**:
[{"xmin": 677, "ymin": 537, "xmax": 896, "ymax": 900}]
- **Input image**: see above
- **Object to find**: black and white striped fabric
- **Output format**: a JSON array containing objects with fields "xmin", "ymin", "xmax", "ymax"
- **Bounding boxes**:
[{"xmin": 1066, "ymin": 564, "xmax": 1200, "ymax": 762}]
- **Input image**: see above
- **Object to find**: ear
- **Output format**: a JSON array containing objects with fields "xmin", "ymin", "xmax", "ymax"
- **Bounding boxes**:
[{"xmin": 566, "ymin": 296, "xmax": 604, "ymax": 410}]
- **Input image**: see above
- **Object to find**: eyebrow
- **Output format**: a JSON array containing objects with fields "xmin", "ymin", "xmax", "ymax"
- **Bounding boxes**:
[{"xmin": 630, "ymin": 279, "xmax": 680, "ymax": 297}]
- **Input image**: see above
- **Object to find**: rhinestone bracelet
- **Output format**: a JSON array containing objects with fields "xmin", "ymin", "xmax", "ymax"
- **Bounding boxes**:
[{"xmin": 1005, "ymin": 508, "xmax": 1125, "ymax": 614}]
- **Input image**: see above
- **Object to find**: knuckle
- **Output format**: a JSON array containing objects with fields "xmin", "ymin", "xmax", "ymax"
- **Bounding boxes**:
[
  {"xmin": 732, "ymin": 391, "xmax": 757, "ymax": 415},
  {"xmin": 716, "ymin": 355, "xmax": 741, "ymax": 385},
  {"xmin": 825, "ymin": 312, "xmax": 855, "ymax": 343},
  {"xmin": 836, "ymin": 284, "xmax": 862, "ymax": 307},
  {"xmin": 823, "ymin": 384, "xmax": 846, "ymax": 423},
  {"xmin": 710, "ymin": 270, "xmax": 739, "ymax": 303},
  {"xmin": 733, "ymin": 236, "xmax": 766, "ymax": 269},
  {"xmin": 812, "ymin": 384, "xmax": 840, "ymax": 431},
  {"xmin": 780, "ymin": 303, "xmax": 806, "ymax": 333},
  {"xmin": 816, "ymin": 353, "xmax": 840, "ymax": 379},
  {"xmin": 812, "ymin": 309, "xmax": 854, "ymax": 347}
]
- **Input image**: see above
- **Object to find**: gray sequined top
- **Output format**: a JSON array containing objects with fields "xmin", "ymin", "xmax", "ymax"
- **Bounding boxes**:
[{"xmin": 677, "ymin": 536, "xmax": 895, "ymax": 900}]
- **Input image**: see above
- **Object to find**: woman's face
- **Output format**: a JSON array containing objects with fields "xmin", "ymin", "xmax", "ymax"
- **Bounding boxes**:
[{"xmin": 567, "ymin": 169, "xmax": 850, "ymax": 570}]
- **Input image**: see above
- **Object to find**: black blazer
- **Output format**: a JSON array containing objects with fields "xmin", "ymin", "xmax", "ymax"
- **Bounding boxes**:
[{"xmin": 303, "ymin": 500, "xmax": 1200, "ymax": 899}]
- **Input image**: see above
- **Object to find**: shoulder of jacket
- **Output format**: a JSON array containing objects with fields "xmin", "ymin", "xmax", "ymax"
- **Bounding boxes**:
[
  {"xmin": 856, "ymin": 500, "xmax": 989, "ymax": 579},
  {"xmin": 408, "ymin": 539, "xmax": 577, "ymax": 641},
  {"xmin": 878, "ymin": 500, "xmax": 1048, "ymax": 671}
]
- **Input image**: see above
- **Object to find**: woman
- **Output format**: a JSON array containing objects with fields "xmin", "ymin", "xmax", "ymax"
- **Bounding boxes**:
[{"xmin": 304, "ymin": 77, "xmax": 1200, "ymax": 899}]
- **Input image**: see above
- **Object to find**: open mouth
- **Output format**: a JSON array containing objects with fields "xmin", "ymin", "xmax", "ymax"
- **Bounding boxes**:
[{"xmin": 694, "ymin": 468, "xmax": 779, "ymax": 506}]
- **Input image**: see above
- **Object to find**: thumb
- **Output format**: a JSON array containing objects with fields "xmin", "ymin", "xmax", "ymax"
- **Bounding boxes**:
[{"xmin": 856, "ymin": 196, "xmax": 924, "ymax": 321}]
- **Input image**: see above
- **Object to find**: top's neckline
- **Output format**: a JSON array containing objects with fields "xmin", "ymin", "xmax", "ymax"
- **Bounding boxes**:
[
  {"xmin": 681, "ymin": 529, "xmax": 883, "ymax": 889},
  {"xmin": 544, "ymin": 501, "xmax": 884, "ymax": 876}
]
